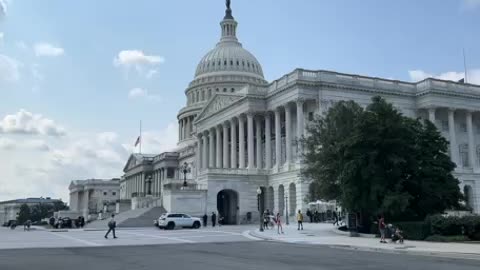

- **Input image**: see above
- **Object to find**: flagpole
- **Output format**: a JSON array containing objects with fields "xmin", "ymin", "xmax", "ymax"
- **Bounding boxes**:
[
  {"xmin": 139, "ymin": 120, "xmax": 142, "ymax": 154},
  {"xmin": 463, "ymin": 48, "xmax": 468, "ymax": 84}
]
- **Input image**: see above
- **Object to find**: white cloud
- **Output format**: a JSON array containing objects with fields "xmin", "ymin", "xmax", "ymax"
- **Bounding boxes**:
[
  {"xmin": 462, "ymin": 0, "xmax": 480, "ymax": 10},
  {"xmin": 16, "ymin": 41, "xmax": 28, "ymax": 50},
  {"xmin": 0, "ymin": 109, "xmax": 66, "ymax": 136},
  {"xmin": 146, "ymin": 69, "xmax": 158, "ymax": 79},
  {"xmin": 114, "ymin": 50, "xmax": 165, "ymax": 76},
  {"xmin": 0, "ymin": 54, "xmax": 21, "ymax": 83},
  {"xmin": 0, "ymin": 138, "xmax": 50, "ymax": 151},
  {"xmin": 408, "ymin": 69, "xmax": 480, "ymax": 85},
  {"xmin": 33, "ymin": 42, "xmax": 65, "ymax": 57},
  {"xmin": 0, "ymin": 32, "xmax": 4, "ymax": 44},
  {"xmin": 0, "ymin": 0, "xmax": 7, "ymax": 20},
  {"xmin": 0, "ymin": 121, "xmax": 178, "ymax": 201},
  {"xmin": 0, "ymin": 137, "xmax": 14, "ymax": 150},
  {"xmin": 128, "ymin": 87, "xmax": 162, "ymax": 102}
]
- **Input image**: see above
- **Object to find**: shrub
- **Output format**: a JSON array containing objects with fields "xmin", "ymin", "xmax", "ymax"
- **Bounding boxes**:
[
  {"xmin": 395, "ymin": 221, "xmax": 430, "ymax": 240},
  {"xmin": 425, "ymin": 235, "xmax": 469, "ymax": 242},
  {"xmin": 425, "ymin": 214, "xmax": 480, "ymax": 240}
]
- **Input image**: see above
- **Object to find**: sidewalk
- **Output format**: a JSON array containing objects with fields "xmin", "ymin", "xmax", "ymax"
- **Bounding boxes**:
[{"xmin": 249, "ymin": 222, "xmax": 480, "ymax": 260}]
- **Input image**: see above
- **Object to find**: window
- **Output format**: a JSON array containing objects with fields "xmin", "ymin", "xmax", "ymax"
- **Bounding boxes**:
[
  {"xmin": 224, "ymin": 60, "xmax": 227, "ymax": 66},
  {"xmin": 236, "ymin": 60, "xmax": 239, "ymax": 66},
  {"xmin": 112, "ymin": 192, "xmax": 116, "ymax": 196},
  {"xmin": 230, "ymin": 60, "xmax": 233, "ymax": 66},
  {"xmin": 223, "ymin": 88, "xmax": 227, "ymax": 92},
  {"xmin": 308, "ymin": 112, "xmax": 314, "ymax": 121},
  {"xmin": 459, "ymin": 144, "xmax": 469, "ymax": 167},
  {"xmin": 231, "ymin": 88, "xmax": 235, "ymax": 92},
  {"xmin": 103, "ymin": 192, "xmax": 107, "ymax": 196},
  {"xmin": 216, "ymin": 88, "xmax": 219, "ymax": 92},
  {"xmin": 167, "ymin": 168, "xmax": 175, "ymax": 178},
  {"xmin": 441, "ymin": 120, "xmax": 448, "ymax": 132},
  {"xmin": 477, "ymin": 145, "xmax": 480, "ymax": 167},
  {"xmin": 460, "ymin": 123, "xmax": 467, "ymax": 132}
]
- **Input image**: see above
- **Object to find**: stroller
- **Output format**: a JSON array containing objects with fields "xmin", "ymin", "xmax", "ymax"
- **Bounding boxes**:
[{"xmin": 389, "ymin": 224, "xmax": 404, "ymax": 244}]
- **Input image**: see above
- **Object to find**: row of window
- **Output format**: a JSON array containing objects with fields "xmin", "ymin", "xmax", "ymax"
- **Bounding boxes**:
[
  {"xmin": 438, "ymin": 120, "xmax": 480, "ymax": 133},
  {"xmin": 198, "ymin": 59, "xmax": 260, "ymax": 74},
  {"xmin": 102, "ymin": 191, "xmax": 116, "ymax": 196},
  {"xmin": 188, "ymin": 87, "xmax": 235, "ymax": 104},
  {"xmin": 458, "ymin": 144, "xmax": 480, "ymax": 168}
]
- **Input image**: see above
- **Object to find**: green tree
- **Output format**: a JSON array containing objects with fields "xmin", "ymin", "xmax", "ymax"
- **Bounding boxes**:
[
  {"xmin": 17, "ymin": 204, "xmax": 31, "ymax": 224},
  {"xmin": 301, "ymin": 96, "xmax": 462, "ymax": 231}
]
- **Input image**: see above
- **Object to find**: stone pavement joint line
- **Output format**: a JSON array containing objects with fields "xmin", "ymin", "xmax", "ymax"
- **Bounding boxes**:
[{"xmin": 49, "ymin": 232, "xmax": 103, "ymax": 247}]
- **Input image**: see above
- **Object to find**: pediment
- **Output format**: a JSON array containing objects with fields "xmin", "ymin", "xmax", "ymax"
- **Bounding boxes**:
[
  {"xmin": 196, "ymin": 94, "xmax": 243, "ymax": 122},
  {"xmin": 123, "ymin": 154, "xmax": 138, "ymax": 172}
]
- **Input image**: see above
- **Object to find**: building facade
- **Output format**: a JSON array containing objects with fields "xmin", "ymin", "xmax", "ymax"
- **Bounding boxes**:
[
  {"xmin": 69, "ymin": 178, "xmax": 120, "ymax": 218},
  {"xmin": 0, "ymin": 197, "xmax": 63, "ymax": 225},
  {"xmin": 120, "ymin": 2, "xmax": 480, "ymax": 222}
]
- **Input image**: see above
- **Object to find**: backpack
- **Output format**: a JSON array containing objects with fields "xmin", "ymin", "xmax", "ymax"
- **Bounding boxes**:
[{"xmin": 108, "ymin": 220, "xmax": 116, "ymax": 228}]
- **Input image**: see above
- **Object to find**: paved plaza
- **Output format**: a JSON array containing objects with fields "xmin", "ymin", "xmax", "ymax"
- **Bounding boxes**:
[
  {"xmin": 2, "ymin": 241, "xmax": 480, "ymax": 270},
  {"xmin": 0, "ymin": 226, "xmax": 255, "ymax": 250}
]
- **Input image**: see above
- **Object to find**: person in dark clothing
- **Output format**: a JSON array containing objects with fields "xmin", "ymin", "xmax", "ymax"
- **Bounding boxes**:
[
  {"xmin": 202, "ymin": 214, "xmax": 208, "ymax": 227},
  {"xmin": 104, "ymin": 214, "xmax": 117, "ymax": 239},
  {"xmin": 306, "ymin": 209, "xmax": 313, "ymax": 223},
  {"xmin": 80, "ymin": 216, "xmax": 85, "ymax": 228},
  {"xmin": 333, "ymin": 212, "xmax": 339, "ymax": 226},
  {"xmin": 211, "ymin": 212, "xmax": 217, "ymax": 227}
]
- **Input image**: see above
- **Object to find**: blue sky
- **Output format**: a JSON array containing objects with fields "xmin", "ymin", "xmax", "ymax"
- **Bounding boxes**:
[{"xmin": 0, "ymin": 0, "xmax": 479, "ymax": 201}]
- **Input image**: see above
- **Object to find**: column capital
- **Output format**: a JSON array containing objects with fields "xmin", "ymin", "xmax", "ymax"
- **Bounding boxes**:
[
  {"xmin": 427, "ymin": 107, "xmax": 436, "ymax": 113},
  {"xmin": 448, "ymin": 107, "xmax": 457, "ymax": 113},
  {"xmin": 296, "ymin": 98, "xmax": 306, "ymax": 106},
  {"xmin": 222, "ymin": 121, "xmax": 230, "ymax": 127}
]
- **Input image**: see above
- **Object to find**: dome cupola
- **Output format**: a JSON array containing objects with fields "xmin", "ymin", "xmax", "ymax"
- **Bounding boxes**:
[{"xmin": 194, "ymin": 0, "xmax": 265, "ymax": 80}]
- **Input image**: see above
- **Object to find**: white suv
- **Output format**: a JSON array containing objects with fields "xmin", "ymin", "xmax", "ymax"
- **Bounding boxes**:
[{"xmin": 157, "ymin": 213, "xmax": 202, "ymax": 230}]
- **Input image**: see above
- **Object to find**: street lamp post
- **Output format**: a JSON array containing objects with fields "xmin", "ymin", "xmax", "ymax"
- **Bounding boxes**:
[
  {"xmin": 285, "ymin": 195, "xmax": 289, "ymax": 225},
  {"xmin": 257, "ymin": 187, "xmax": 264, "ymax": 232},
  {"xmin": 182, "ymin": 162, "xmax": 188, "ymax": 187},
  {"xmin": 147, "ymin": 175, "xmax": 152, "ymax": 195}
]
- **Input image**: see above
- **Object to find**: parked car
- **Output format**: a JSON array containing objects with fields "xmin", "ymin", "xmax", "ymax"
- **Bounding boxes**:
[{"xmin": 157, "ymin": 213, "xmax": 201, "ymax": 230}]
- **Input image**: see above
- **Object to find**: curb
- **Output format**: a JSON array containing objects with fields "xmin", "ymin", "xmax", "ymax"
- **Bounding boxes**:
[{"xmin": 249, "ymin": 230, "xmax": 480, "ymax": 261}]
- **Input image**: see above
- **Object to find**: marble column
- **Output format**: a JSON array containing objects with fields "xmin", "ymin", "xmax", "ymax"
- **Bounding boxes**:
[
  {"xmin": 216, "ymin": 125, "xmax": 222, "ymax": 168},
  {"xmin": 297, "ymin": 99, "xmax": 305, "ymax": 162},
  {"xmin": 239, "ymin": 116, "xmax": 246, "ymax": 169},
  {"xmin": 202, "ymin": 132, "xmax": 208, "ymax": 169},
  {"xmin": 231, "ymin": 118, "xmax": 237, "ymax": 169},
  {"xmin": 275, "ymin": 108, "xmax": 282, "ymax": 169},
  {"xmin": 209, "ymin": 129, "xmax": 215, "ymax": 168},
  {"xmin": 256, "ymin": 116, "xmax": 262, "ymax": 169},
  {"xmin": 186, "ymin": 117, "xmax": 190, "ymax": 139},
  {"xmin": 197, "ymin": 135, "xmax": 203, "ymax": 171},
  {"xmin": 223, "ymin": 122, "xmax": 229, "ymax": 168},
  {"xmin": 247, "ymin": 113, "xmax": 255, "ymax": 169},
  {"xmin": 265, "ymin": 113, "xmax": 272, "ymax": 169},
  {"xmin": 178, "ymin": 120, "xmax": 182, "ymax": 141},
  {"xmin": 466, "ymin": 111, "xmax": 476, "ymax": 169},
  {"xmin": 428, "ymin": 108, "xmax": 436, "ymax": 124},
  {"xmin": 285, "ymin": 103, "xmax": 292, "ymax": 167},
  {"xmin": 448, "ymin": 109, "xmax": 459, "ymax": 166}
]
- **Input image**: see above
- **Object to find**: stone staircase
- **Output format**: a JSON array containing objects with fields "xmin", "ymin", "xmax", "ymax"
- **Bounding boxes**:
[{"xmin": 86, "ymin": 206, "xmax": 166, "ymax": 228}]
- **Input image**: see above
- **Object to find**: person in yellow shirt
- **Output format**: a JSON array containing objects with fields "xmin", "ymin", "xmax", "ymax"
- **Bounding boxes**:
[{"xmin": 297, "ymin": 210, "xmax": 304, "ymax": 230}]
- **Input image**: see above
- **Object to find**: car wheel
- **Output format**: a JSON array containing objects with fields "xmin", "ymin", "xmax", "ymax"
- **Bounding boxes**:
[
  {"xmin": 192, "ymin": 221, "xmax": 200, "ymax": 229},
  {"xmin": 167, "ymin": 222, "xmax": 175, "ymax": 230}
]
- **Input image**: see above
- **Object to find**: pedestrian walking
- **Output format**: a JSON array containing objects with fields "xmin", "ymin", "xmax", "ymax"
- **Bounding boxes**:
[
  {"xmin": 263, "ymin": 210, "xmax": 269, "ymax": 229},
  {"xmin": 24, "ymin": 220, "xmax": 31, "ymax": 231},
  {"xmin": 211, "ymin": 212, "xmax": 217, "ymax": 227},
  {"xmin": 104, "ymin": 214, "xmax": 118, "ymax": 239},
  {"xmin": 378, "ymin": 215, "xmax": 386, "ymax": 243},
  {"xmin": 297, "ymin": 210, "xmax": 304, "ymax": 230},
  {"xmin": 80, "ymin": 216, "xmax": 85, "ymax": 228},
  {"xmin": 333, "ymin": 211, "xmax": 339, "ymax": 226},
  {"xmin": 275, "ymin": 213, "xmax": 284, "ymax": 234},
  {"xmin": 202, "ymin": 214, "xmax": 208, "ymax": 227}
]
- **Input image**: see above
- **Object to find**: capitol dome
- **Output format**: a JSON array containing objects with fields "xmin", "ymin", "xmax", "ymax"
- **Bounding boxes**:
[{"xmin": 193, "ymin": 4, "xmax": 265, "ymax": 81}]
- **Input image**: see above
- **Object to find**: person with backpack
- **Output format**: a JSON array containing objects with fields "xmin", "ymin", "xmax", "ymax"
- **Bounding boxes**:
[
  {"xmin": 105, "ymin": 214, "xmax": 118, "ymax": 239},
  {"xmin": 297, "ymin": 210, "xmax": 304, "ymax": 230},
  {"xmin": 202, "ymin": 214, "xmax": 208, "ymax": 227},
  {"xmin": 211, "ymin": 212, "xmax": 217, "ymax": 227}
]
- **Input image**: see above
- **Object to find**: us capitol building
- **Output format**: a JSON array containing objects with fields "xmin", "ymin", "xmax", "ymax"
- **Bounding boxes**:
[{"xmin": 118, "ymin": 2, "xmax": 480, "ymax": 223}]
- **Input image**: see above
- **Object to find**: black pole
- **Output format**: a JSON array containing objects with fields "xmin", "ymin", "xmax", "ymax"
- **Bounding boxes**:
[{"xmin": 258, "ymin": 194, "xmax": 264, "ymax": 232}]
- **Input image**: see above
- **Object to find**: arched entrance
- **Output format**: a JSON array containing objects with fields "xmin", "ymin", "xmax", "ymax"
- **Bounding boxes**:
[
  {"xmin": 217, "ymin": 189, "xmax": 239, "ymax": 225},
  {"xmin": 289, "ymin": 183, "xmax": 296, "ymax": 216}
]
